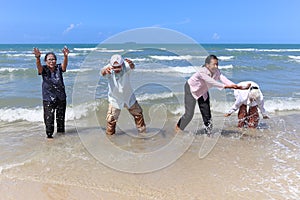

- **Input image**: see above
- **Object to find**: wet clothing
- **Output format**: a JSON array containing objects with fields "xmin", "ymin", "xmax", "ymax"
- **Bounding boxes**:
[
  {"xmin": 226, "ymin": 81, "xmax": 267, "ymax": 117},
  {"xmin": 227, "ymin": 81, "xmax": 268, "ymax": 128},
  {"xmin": 106, "ymin": 101, "xmax": 146, "ymax": 135},
  {"xmin": 39, "ymin": 64, "xmax": 66, "ymax": 102},
  {"xmin": 39, "ymin": 64, "xmax": 67, "ymax": 136},
  {"xmin": 103, "ymin": 62, "xmax": 136, "ymax": 109},
  {"xmin": 43, "ymin": 100, "xmax": 66, "ymax": 135},
  {"xmin": 102, "ymin": 61, "xmax": 145, "ymax": 135},
  {"xmin": 237, "ymin": 104, "xmax": 259, "ymax": 128}
]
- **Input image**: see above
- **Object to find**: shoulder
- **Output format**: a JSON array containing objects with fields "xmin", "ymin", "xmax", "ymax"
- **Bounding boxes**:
[
  {"xmin": 56, "ymin": 64, "xmax": 65, "ymax": 72},
  {"xmin": 197, "ymin": 67, "xmax": 209, "ymax": 75},
  {"xmin": 39, "ymin": 65, "xmax": 48, "ymax": 75},
  {"xmin": 57, "ymin": 63, "xmax": 62, "ymax": 69},
  {"xmin": 214, "ymin": 69, "xmax": 221, "ymax": 76}
]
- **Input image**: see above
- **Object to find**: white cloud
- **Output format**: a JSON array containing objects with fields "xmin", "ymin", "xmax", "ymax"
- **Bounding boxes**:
[
  {"xmin": 212, "ymin": 33, "xmax": 220, "ymax": 40},
  {"xmin": 63, "ymin": 23, "xmax": 82, "ymax": 35}
]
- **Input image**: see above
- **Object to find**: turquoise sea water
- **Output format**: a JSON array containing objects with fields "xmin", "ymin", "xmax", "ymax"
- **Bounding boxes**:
[{"xmin": 0, "ymin": 44, "xmax": 300, "ymax": 119}]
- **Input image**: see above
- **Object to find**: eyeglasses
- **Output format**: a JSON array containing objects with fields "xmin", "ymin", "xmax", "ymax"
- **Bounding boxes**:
[{"xmin": 47, "ymin": 58, "xmax": 56, "ymax": 61}]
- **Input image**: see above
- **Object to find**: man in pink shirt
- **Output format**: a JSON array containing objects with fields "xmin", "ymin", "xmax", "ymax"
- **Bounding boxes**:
[{"xmin": 176, "ymin": 55, "xmax": 249, "ymax": 135}]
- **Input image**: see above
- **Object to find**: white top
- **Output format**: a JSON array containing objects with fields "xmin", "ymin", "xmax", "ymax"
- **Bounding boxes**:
[
  {"xmin": 227, "ymin": 81, "xmax": 268, "ymax": 117},
  {"xmin": 102, "ymin": 61, "xmax": 136, "ymax": 109}
]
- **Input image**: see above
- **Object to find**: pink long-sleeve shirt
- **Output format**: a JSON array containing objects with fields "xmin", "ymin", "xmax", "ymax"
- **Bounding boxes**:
[{"xmin": 187, "ymin": 67, "xmax": 234, "ymax": 100}]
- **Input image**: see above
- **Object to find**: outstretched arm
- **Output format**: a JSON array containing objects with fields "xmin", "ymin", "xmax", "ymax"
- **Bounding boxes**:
[
  {"xmin": 61, "ymin": 46, "xmax": 69, "ymax": 72},
  {"xmin": 33, "ymin": 48, "xmax": 43, "ymax": 74},
  {"xmin": 224, "ymin": 96, "xmax": 243, "ymax": 117},
  {"xmin": 224, "ymin": 83, "xmax": 251, "ymax": 90}
]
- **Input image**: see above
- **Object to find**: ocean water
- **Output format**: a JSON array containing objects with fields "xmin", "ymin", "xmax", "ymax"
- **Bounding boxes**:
[{"xmin": 0, "ymin": 43, "xmax": 300, "ymax": 199}]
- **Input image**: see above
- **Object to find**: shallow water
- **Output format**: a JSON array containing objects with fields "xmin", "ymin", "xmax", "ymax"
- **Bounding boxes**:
[
  {"xmin": 1, "ymin": 43, "xmax": 300, "ymax": 199},
  {"xmin": 0, "ymin": 113, "xmax": 299, "ymax": 199}
]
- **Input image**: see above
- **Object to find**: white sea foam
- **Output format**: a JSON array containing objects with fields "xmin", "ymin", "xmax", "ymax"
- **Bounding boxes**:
[
  {"xmin": 226, "ymin": 48, "xmax": 256, "ymax": 52},
  {"xmin": 0, "ymin": 67, "xmax": 91, "ymax": 74},
  {"xmin": 0, "ymin": 102, "xmax": 98, "ymax": 123},
  {"xmin": 74, "ymin": 47, "xmax": 97, "ymax": 51},
  {"xmin": 136, "ymin": 92, "xmax": 175, "ymax": 101},
  {"xmin": 219, "ymin": 98, "xmax": 300, "ymax": 113},
  {"xmin": 0, "ymin": 107, "xmax": 44, "ymax": 122},
  {"xmin": 57, "ymin": 52, "xmax": 79, "ymax": 57},
  {"xmin": 0, "ymin": 162, "xmax": 28, "ymax": 174},
  {"xmin": 136, "ymin": 66, "xmax": 197, "ymax": 74},
  {"xmin": 219, "ymin": 64, "xmax": 234, "ymax": 69},
  {"xmin": 1, "ymin": 97, "xmax": 299, "ymax": 123},
  {"xmin": 66, "ymin": 68, "xmax": 93, "ymax": 73},
  {"xmin": 226, "ymin": 48, "xmax": 300, "ymax": 52},
  {"xmin": 0, "ymin": 50, "xmax": 17, "ymax": 53},
  {"xmin": 95, "ymin": 48, "xmax": 124, "ymax": 53},
  {"xmin": 130, "ymin": 58, "xmax": 150, "ymax": 62},
  {"xmin": 218, "ymin": 56, "xmax": 234, "ymax": 61},
  {"xmin": 74, "ymin": 47, "xmax": 125, "ymax": 53},
  {"xmin": 127, "ymin": 49, "xmax": 144, "ymax": 52},
  {"xmin": 259, "ymin": 49, "xmax": 300, "ymax": 52},
  {"xmin": 136, "ymin": 65, "xmax": 233, "ymax": 74},
  {"xmin": 6, "ymin": 53, "xmax": 34, "ymax": 57},
  {"xmin": 288, "ymin": 56, "xmax": 300, "ymax": 63},
  {"xmin": 150, "ymin": 55, "xmax": 204, "ymax": 61},
  {"xmin": 264, "ymin": 98, "xmax": 300, "ymax": 112},
  {"xmin": 0, "ymin": 67, "xmax": 29, "ymax": 72}
]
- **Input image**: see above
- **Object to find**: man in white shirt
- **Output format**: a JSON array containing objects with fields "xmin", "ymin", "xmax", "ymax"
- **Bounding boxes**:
[
  {"xmin": 225, "ymin": 81, "xmax": 269, "ymax": 128},
  {"xmin": 101, "ymin": 54, "xmax": 146, "ymax": 135}
]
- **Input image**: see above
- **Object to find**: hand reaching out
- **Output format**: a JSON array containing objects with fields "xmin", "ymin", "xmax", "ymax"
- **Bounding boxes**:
[
  {"xmin": 238, "ymin": 83, "xmax": 251, "ymax": 90},
  {"xmin": 224, "ymin": 113, "xmax": 231, "ymax": 117},
  {"xmin": 225, "ymin": 83, "xmax": 251, "ymax": 90}
]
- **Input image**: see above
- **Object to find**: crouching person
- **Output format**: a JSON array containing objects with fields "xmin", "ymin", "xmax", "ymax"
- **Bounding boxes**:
[
  {"xmin": 101, "ymin": 54, "xmax": 146, "ymax": 135},
  {"xmin": 225, "ymin": 81, "xmax": 269, "ymax": 128}
]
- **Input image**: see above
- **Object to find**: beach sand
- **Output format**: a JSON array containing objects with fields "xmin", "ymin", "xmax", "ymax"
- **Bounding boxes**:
[{"xmin": 0, "ymin": 112, "xmax": 299, "ymax": 199}]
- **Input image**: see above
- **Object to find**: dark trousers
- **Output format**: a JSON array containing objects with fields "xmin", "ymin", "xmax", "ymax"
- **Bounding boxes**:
[
  {"xmin": 43, "ymin": 100, "xmax": 66, "ymax": 135},
  {"xmin": 177, "ymin": 82, "xmax": 211, "ymax": 130}
]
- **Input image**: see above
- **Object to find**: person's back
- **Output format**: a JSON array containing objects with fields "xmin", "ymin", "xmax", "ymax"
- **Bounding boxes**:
[{"xmin": 226, "ymin": 81, "xmax": 269, "ymax": 128}]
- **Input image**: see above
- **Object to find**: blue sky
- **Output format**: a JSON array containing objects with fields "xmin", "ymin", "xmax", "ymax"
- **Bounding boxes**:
[{"xmin": 1, "ymin": 0, "xmax": 300, "ymax": 44}]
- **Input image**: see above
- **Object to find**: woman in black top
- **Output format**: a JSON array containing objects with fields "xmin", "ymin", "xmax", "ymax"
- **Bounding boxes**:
[{"xmin": 33, "ymin": 46, "xmax": 69, "ymax": 139}]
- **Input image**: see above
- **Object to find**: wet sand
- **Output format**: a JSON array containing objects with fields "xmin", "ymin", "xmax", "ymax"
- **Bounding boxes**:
[{"xmin": 0, "ymin": 113, "xmax": 299, "ymax": 199}]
